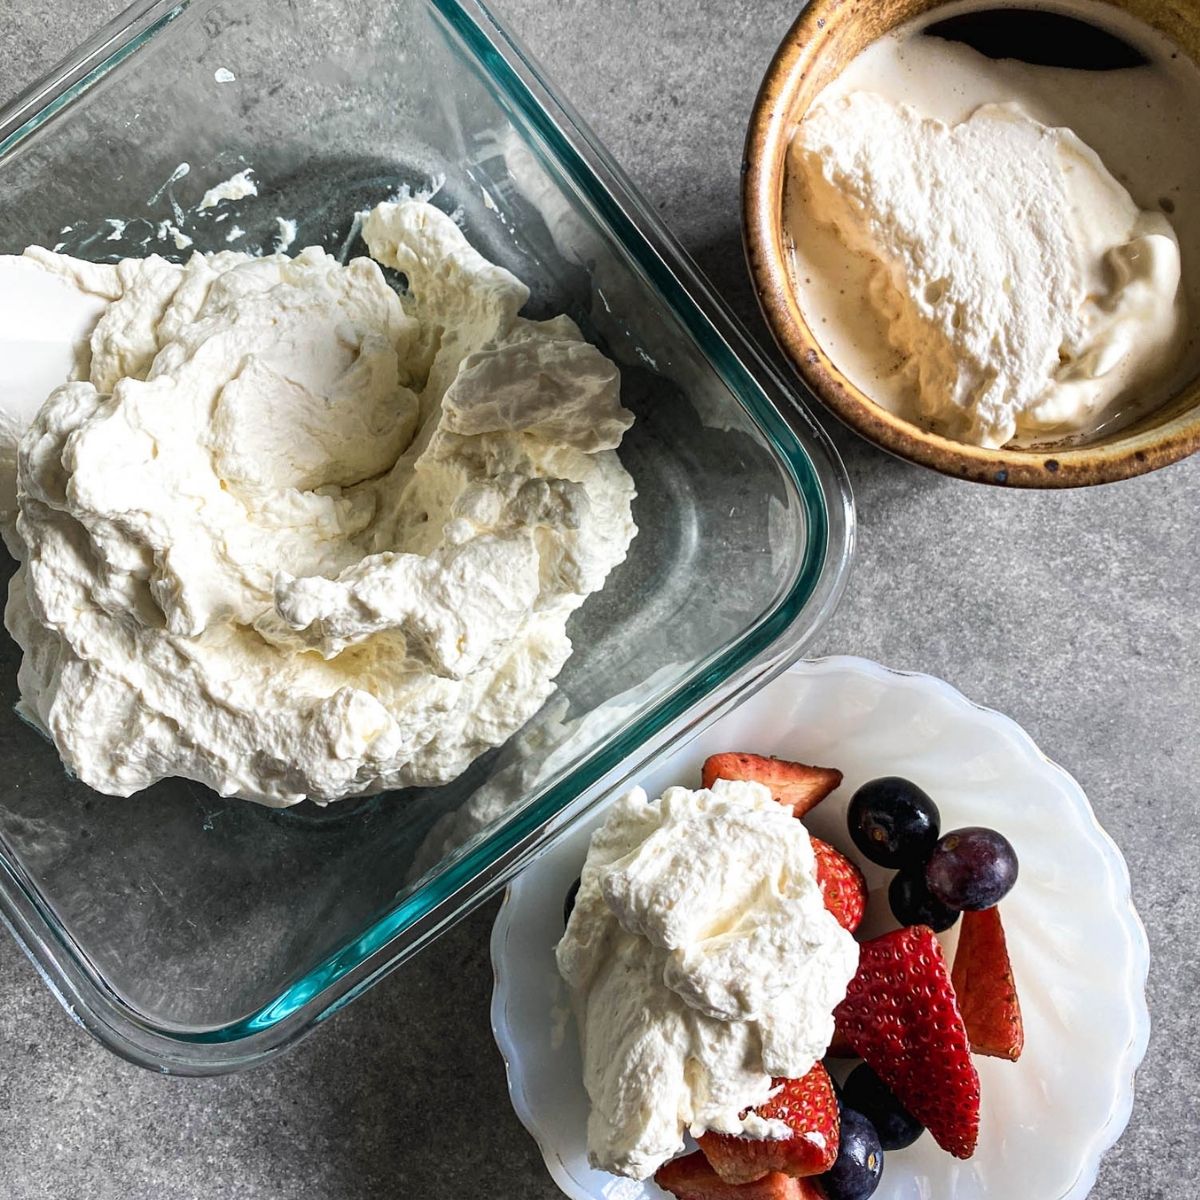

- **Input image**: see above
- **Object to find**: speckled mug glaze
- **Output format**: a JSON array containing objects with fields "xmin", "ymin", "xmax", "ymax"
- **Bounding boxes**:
[{"xmin": 743, "ymin": 0, "xmax": 1200, "ymax": 487}]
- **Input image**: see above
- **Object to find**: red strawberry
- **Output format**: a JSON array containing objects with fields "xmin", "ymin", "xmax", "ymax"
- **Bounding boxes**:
[
  {"xmin": 952, "ymin": 906, "xmax": 1024, "ymax": 1061},
  {"xmin": 697, "ymin": 1064, "xmax": 839, "ymax": 1183},
  {"xmin": 701, "ymin": 753, "xmax": 843, "ymax": 817},
  {"xmin": 834, "ymin": 925, "xmax": 980, "ymax": 1159},
  {"xmin": 655, "ymin": 1151, "xmax": 822, "ymax": 1200},
  {"xmin": 811, "ymin": 838, "xmax": 867, "ymax": 933}
]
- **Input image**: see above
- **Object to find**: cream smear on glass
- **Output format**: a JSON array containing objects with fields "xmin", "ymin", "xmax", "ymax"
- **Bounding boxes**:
[{"xmin": 785, "ymin": 1, "xmax": 1200, "ymax": 447}]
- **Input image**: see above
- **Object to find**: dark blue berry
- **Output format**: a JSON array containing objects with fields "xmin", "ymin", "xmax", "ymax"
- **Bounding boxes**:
[
  {"xmin": 925, "ymin": 826, "xmax": 1018, "ymax": 910},
  {"xmin": 888, "ymin": 865, "xmax": 960, "ymax": 933},
  {"xmin": 842, "ymin": 1065, "xmax": 924, "ymax": 1151},
  {"xmin": 819, "ymin": 1106, "xmax": 884, "ymax": 1200},
  {"xmin": 848, "ymin": 777, "xmax": 941, "ymax": 868},
  {"xmin": 563, "ymin": 877, "xmax": 581, "ymax": 926}
]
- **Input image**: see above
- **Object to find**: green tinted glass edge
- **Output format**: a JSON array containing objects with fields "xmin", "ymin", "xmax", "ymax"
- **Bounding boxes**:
[{"xmin": 0, "ymin": 3, "xmax": 187, "ymax": 158}]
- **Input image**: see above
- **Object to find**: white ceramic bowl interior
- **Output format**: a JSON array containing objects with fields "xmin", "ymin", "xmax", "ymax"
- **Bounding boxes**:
[{"xmin": 491, "ymin": 656, "xmax": 1149, "ymax": 1200}]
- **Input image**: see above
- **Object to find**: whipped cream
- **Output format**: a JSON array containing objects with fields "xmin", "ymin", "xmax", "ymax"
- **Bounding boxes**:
[
  {"xmin": 1, "ymin": 200, "xmax": 636, "ymax": 805},
  {"xmin": 556, "ymin": 780, "xmax": 858, "ymax": 1180},
  {"xmin": 792, "ymin": 94, "xmax": 1186, "ymax": 448},
  {"xmin": 0, "ymin": 257, "xmax": 110, "ymax": 551}
]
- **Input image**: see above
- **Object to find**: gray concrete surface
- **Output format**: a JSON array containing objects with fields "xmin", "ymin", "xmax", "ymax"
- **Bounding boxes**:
[{"xmin": 1, "ymin": 1, "xmax": 1196, "ymax": 1197}]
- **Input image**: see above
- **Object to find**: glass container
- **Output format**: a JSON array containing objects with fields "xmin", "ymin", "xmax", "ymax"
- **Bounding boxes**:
[{"xmin": 0, "ymin": 0, "xmax": 853, "ymax": 1072}]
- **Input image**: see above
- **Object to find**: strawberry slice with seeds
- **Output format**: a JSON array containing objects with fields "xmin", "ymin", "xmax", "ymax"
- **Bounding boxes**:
[
  {"xmin": 697, "ymin": 1064, "xmax": 839, "ymax": 1183},
  {"xmin": 811, "ymin": 838, "xmax": 867, "ymax": 933},
  {"xmin": 952, "ymin": 905, "xmax": 1025, "ymax": 1061},
  {"xmin": 834, "ymin": 925, "xmax": 981, "ymax": 1159},
  {"xmin": 701, "ymin": 753, "xmax": 843, "ymax": 818},
  {"xmin": 655, "ymin": 1150, "xmax": 822, "ymax": 1200}
]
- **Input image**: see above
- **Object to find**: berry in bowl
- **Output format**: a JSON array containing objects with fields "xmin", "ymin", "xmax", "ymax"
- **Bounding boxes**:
[{"xmin": 490, "ymin": 657, "xmax": 1148, "ymax": 1200}]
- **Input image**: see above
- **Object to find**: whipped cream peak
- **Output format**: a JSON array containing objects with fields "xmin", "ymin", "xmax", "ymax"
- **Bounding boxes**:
[
  {"xmin": 3, "ymin": 200, "xmax": 636, "ymax": 805},
  {"xmin": 557, "ymin": 780, "xmax": 858, "ymax": 1180},
  {"xmin": 792, "ymin": 93, "xmax": 1186, "ymax": 447}
]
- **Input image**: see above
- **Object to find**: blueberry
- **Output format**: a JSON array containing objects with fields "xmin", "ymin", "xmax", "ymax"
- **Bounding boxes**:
[
  {"xmin": 563, "ymin": 877, "xmax": 581, "ymax": 926},
  {"xmin": 848, "ymin": 777, "xmax": 941, "ymax": 869},
  {"xmin": 888, "ymin": 865, "xmax": 960, "ymax": 933},
  {"xmin": 819, "ymin": 1106, "xmax": 884, "ymax": 1200},
  {"xmin": 925, "ymin": 826, "xmax": 1018, "ymax": 910},
  {"xmin": 841, "ymin": 1065, "xmax": 924, "ymax": 1151}
]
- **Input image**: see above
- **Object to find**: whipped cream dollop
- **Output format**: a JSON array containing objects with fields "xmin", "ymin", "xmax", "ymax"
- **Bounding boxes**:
[
  {"xmin": 1, "ymin": 200, "xmax": 636, "ymax": 805},
  {"xmin": 556, "ymin": 780, "xmax": 859, "ymax": 1180},
  {"xmin": 792, "ymin": 94, "xmax": 1186, "ymax": 447}
]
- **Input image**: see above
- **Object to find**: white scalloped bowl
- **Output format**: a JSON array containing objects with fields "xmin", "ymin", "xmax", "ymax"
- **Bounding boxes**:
[{"xmin": 491, "ymin": 656, "xmax": 1149, "ymax": 1200}]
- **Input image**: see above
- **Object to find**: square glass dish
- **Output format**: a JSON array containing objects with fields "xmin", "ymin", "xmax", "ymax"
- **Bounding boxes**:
[{"xmin": 0, "ymin": 0, "xmax": 853, "ymax": 1072}]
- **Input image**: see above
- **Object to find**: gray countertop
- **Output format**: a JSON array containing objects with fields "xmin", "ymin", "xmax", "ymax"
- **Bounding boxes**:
[{"xmin": 1, "ymin": 2, "xmax": 1195, "ymax": 1197}]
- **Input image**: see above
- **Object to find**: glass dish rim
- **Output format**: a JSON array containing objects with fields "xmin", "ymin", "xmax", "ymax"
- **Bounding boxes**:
[{"xmin": 0, "ymin": 0, "xmax": 855, "ymax": 1073}]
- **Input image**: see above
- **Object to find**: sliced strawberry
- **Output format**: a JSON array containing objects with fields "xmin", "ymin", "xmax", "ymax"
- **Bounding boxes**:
[
  {"xmin": 811, "ymin": 838, "xmax": 867, "ymax": 933},
  {"xmin": 697, "ymin": 1064, "xmax": 839, "ymax": 1183},
  {"xmin": 701, "ymin": 753, "xmax": 843, "ymax": 817},
  {"xmin": 655, "ymin": 1150, "xmax": 822, "ymax": 1200},
  {"xmin": 834, "ymin": 925, "xmax": 980, "ymax": 1159},
  {"xmin": 952, "ymin": 906, "xmax": 1024, "ymax": 1061}
]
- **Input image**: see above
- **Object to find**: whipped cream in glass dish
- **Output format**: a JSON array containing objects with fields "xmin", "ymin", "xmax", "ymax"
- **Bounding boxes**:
[
  {"xmin": 0, "ymin": 200, "xmax": 637, "ymax": 806},
  {"xmin": 785, "ymin": 1, "xmax": 1200, "ymax": 449},
  {"xmin": 556, "ymin": 779, "xmax": 859, "ymax": 1180}
]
